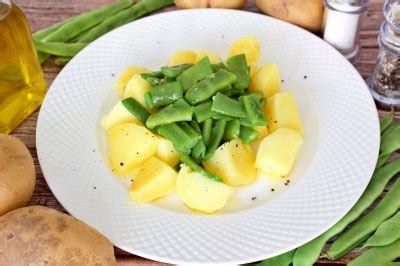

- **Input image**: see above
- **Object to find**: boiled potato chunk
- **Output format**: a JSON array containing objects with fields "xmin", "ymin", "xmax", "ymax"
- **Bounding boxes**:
[
  {"xmin": 176, "ymin": 164, "xmax": 233, "ymax": 213},
  {"xmin": 196, "ymin": 49, "xmax": 221, "ymax": 64},
  {"xmin": 228, "ymin": 36, "xmax": 260, "ymax": 66},
  {"xmin": 100, "ymin": 101, "xmax": 140, "ymax": 131},
  {"xmin": 108, "ymin": 123, "xmax": 157, "ymax": 175},
  {"xmin": 123, "ymin": 74, "xmax": 151, "ymax": 108},
  {"xmin": 249, "ymin": 65, "xmax": 260, "ymax": 80},
  {"xmin": 116, "ymin": 66, "xmax": 149, "ymax": 97},
  {"xmin": 130, "ymin": 157, "xmax": 177, "ymax": 203},
  {"xmin": 168, "ymin": 50, "xmax": 197, "ymax": 66},
  {"xmin": 256, "ymin": 128, "xmax": 302, "ymax": 177},
  {"xmin": 155, "ymin": 136, "xmax": 180, "ymax": 167},
  {"xmin": 264, "ymin": 92, "xmax": 304, "ymax": 135},
  {"xmin": 203, "ymin": 139, "xmax": 257, "ymax": 186},
  {"xmin": 250, "ymin": 63, "xmax": 281, "ymax": 97}
]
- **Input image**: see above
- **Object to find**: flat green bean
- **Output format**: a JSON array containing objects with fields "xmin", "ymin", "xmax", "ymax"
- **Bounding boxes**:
[
  {"xmin": 33, "ymin": 16, "xmax": 77, "ymax": 41},
  {"xmin": 190, "ymin": 120, "xmax": 201, "ymax": 133},
  {"xmin": 179, "ymin": 122, "xmax": 202, "ymax": 147},
  {"xmin": 293, "ymin": 157, "xmax": 400, "ymax": 266},
  {"xmin": 382, "ymin": 122, "xmax": 398, "ymax": 138},
  {"xmin": 161, "ymin": 64, "xmax": 192, "ymax": 78},
  {"xmin": 376, "ymin": 152, "xmax": 392, "ymax": 168},
  {"xmin": 240, "ymin": 126, "xmax": 259, "ymax": 144},
  {"xmin": 348, "ymin": 238, "xmax": 400, "ymax": 266},
  {"xmin": 204, "ymin": 119, "xmax": 226, "ymax": 160},
  {"xmin": 243, "ymin": 94, "xmax": 267, "ymax": 126},
  {"xmin": 146, "ymin": 106, "xmax": 193, "ymax": 129},
  {"xmin": 211, "ymin": 92, "xmax": 247, "ymax": 118},
  {"xmin": 259, "ymin": 249, "xmax": 295, "ymax": 266},
  {"xmin": 202, "ymin": 118, "xmax": 213, "ymax": 146},
  {"xmin": 146, "ymin": 81, "xmax": 183, "ymax": 108},
  {"xmin": 227, "ymin": 54, "xmax": 250, "ymax": 90},
  {"xmin": 365, "ymin": 211, "xmax": 400, "ymax": 247},
  {"xmin": 34, "ymin": 41, "xmax": 87, "ymax": 57},
  {"xmin": 121, "ymin": 97, "xmax": 150, "ymax": 125},
  {"xmin": 327, "ymin": 177, "xmax": 400, "ymax": 260},
  {"xmin": 181, "ymin": 154, "xmax": 222, "ymax": 182},
  {"xmin": 380, "ymin": 123, "xmax": 400, "ymax": 155},
  {"xmin": 380, "ymin": 113, "xmax": 394, "ymax": 133},
  {"xmin": 177, "ymin": 57, "xmax": 213, "ymax": 91},
  {"xmin": 223, "ymin": 120, "xmax": 241, "ymax": 140},
  {"xmin": 157, "ymin": 123, "xmax": 191, "ymax": 154},
  {"xmin": 191, "ymin": 140, "xmax": 206, "ymax": 161}
]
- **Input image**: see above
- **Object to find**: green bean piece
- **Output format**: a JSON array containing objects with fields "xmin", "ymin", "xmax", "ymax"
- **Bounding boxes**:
[
  {"xmin": 239, "ymin": 126, "xmax": 259, "ymax": 144},
  {"xmin": 380, "ymin": 113, "xmax": 394, "ymax": 133},
  {"xmin": 194, "ymin": 101, "xmax": 214, "ymax": 122},
  {"xmin": 180, "ymin": 154, "xmax": 222, "ymax": 182},
  {"xmin": 243, "ymin": 94, "xmax": 267, "ymax": 126},
  {"xmin": 293, "ymin": 157, "xmax": 400, "ymax": 266},
  {"xmin": 227, "ymin": 54, "xmax": 250, "ymax": 90},
  {"xmin": 141, "ymin": 71, "xmax": 164, "ymax": 79},
  {"xmin": 54, "ymin": 56, "xmax": 72, "ymax": 66},
  {"xmin": 204, "ymin": 119, "xmax": 227, "ymax": 160},
  {"xmin": 146, "ymin": 81, "xmax": 183, "ymax": 108},
  {"xmin": 327, "ymin": 177, "xmax": 400, "ymax": 260},
  {"xmin": 121, "ymin": 97, "xmax": 150, "ymax": 125},
  {"xmin": 33, "ymin": 16, "xmax": 77, "ymax": 41},
  {"xmin": 180, "ymin": 122, "xmax": 202, "ymax": 146},
  {"xmin": 202, "ymin": 118, "xmax": 213, "ymax": 146},
  {"xmin": 146, "ymin": 106, "xmax": 193, "ymax": 129},
  {"xmin": 79, "ymin": 0, "xmax": 173, "ymax": 43},
  {"xmin": 365, "ymin": 211, "xmax": 400, "ymax": 247},
  {"xmin": 173, "ymin": 98, "xmax": 191, "ymax": 108},
  {"xmin": 223, "ymin": 120, "xmax": 241, "ymax": 140},
  {"xmin": 191, "ymin": 140, "xmax": 206, "ymax": 160},
  {"xmin": 185, "ymin": 69, "xmax": 237, "ymax": 105},
  {"xmin": 177, "ymin": 57, "xmax": 213, "ymax": 91},
  {"xmin": 382, "ymin": 122, "xmax": 398, "ymax": 138},
  {"xmin": 161, "ymin": 64, "xmax": 192, "ymax": 78},
  {"xmin": 211, "ymin": 92, "xmax": 247, "ymax": 118},
  {"xmin": 380, "ymin": 123, "xmax": 400, "ymax": 155},
  {"xmin": 157, "ymin": 123, "xmax": 191, "ymax": 154},
  {"xmin": 211, "ymin": 62, "xmax": 228, "ymax": 72},
  {"xmin": 34, "ymin": 41, "xmax": 88, "ymax": 57},
  {"xmin": 190, "ymin": 120, "xmax": 201, "ymax": 133},
  {"xmin": 221, "ymin": 85, "xmax": 234, "ymax": 96},
  {"xmin": 239, "ymin": 118, "xmax": 253, "ymax": 127},
  {"xmin": 348, "ymin": 239, "xmax": 400, "ymax": 266},
  {"xmin": 376, "ymin": 152, "xmax": 392, "ymax": 168},
  {"xmin": 259, "ymin": 249, "xmax": 295, "ymax": 266}
]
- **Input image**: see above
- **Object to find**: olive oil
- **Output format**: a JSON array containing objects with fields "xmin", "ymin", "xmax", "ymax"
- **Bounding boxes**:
[{"xmin": 0, "ymin": 1, "xmax": 47, "ymax": 133}]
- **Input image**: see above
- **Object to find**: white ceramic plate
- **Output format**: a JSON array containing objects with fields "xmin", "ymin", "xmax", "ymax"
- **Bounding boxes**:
[{"xmin": 37, "ymin": 9, "xmax": 379, "ymax": 264}]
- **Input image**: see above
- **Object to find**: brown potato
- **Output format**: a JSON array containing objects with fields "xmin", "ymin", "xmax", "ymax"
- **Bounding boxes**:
[
  {"xmin": 0, "ymin": 134, "xmax": 35, "ymax": 216},
  {"xmin": 174, "ymin": 0, "xmax": 246, "ymax": 9},
  {"xmin": 0, "ymin": 206, "xmax": 116, "ymax": 265},
  {"xmin": 256, "ymin": 0, "xmax": 324, "ymax": 32}
]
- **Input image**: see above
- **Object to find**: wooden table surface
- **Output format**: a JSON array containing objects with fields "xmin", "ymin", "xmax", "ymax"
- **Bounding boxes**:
[{"xmin": 10, "ymin": 0, "xmax": 391, "ymax": 265}]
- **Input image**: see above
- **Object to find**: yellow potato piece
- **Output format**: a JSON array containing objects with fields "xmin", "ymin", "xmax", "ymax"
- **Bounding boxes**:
[
  {"xmin": 116, "ymin": 66, "xmax": 149, "ymax": 97},
  {"xmin": 168, "ymin": 50, "xmax": 197, "ymax": 66},
  {"xmin": 250, "ymin": 63, "xmax": 281, "ymax": 97},
  {"xmin": 100, "ymin": 101, "xmax": 140, "ymax": 132},
  {"xmin": 130, "ymin": 157, "xmax": 177, "ymax": 203},
  {"xmin": 256, "ymin": 128, "xmax": 303, "ymax": 177},
  {"xmin": 176, "ymin": 165, "xmax": 233, "ymax": 213},
  {"xmin": 249, "ymin": 65, "xmax": 260, "ymax": 80},
  {"xmin": 203, "ymin": 139, "xmax": 257, "ymax": 186},
  {"xmin": 196, "ymin": 49, "xmax": 221, "ymax": 64},
  {"xmin": 123, "ymin": 74, "xmax": 151, "ymax": 108},
  {"xmin": 155, "ymin": 135, "xmax": 180, "ymax": 167},
  {"xmin": 264, "ymin": 92, "xmax": 304, "ymax": 135},
  {"xmin": 108, "ymin": 123, "xmax": 157, "ymax": 175},
  {"xmin": 228, "ymin": 36, "xmax": 260, "ymax": 66}
]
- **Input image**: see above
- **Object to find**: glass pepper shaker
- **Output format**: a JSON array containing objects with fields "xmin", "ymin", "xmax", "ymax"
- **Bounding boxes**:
[
  {"xmin": 368, "ymin": 0, "xmax": 400, "ymax": 109},
  {"xmin": 322, "ymin": 0, "xmax": 369, "ymax": 61}
]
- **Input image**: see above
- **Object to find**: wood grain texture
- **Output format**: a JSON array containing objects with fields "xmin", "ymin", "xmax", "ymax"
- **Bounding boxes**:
[{"xmin": 9, "ymin": 0, "xmax": 391, "ymax": 264}]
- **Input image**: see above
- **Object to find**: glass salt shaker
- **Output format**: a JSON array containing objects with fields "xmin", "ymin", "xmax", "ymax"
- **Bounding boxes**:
[
  {"xmin": 368, "ymin": 0, "xmax": 400, "ymax": 109},
  {"xmin": 322, "ymin": 0, "xmax": 369, "ymax": 60}
]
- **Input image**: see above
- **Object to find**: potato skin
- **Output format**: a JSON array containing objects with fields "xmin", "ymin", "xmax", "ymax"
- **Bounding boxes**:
[
  {"xmin": 210, "ymin": 0, "xmax": 246, "ymax": 8},
  {"xmin": 256, "ymin": 0, "xmax": 324, "ymax": 32},
  {"xmin": 174, "ymin": 0, "xmax": 208, "ymax": 8},
  {"xmin": 0, "ymin": 206, "xmax": 116, "ymax": 265},
  {"xmin": 175, "ymin": 0, "xmax": 246, "ymax": 9},
  {"xmin": 0, "ymin": 134, "xmax": 35, "ymax": 216}
]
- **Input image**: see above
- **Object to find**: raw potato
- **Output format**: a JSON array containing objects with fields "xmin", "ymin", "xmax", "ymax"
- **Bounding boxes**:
[
  {"xmin": 256, "ymin": 127, "xmax": 302, "ymax": 177},
  {"xmin": 256, "ymin": 0, "xmax": 324, "ymax": 32},
  {"xmin": 123, "ymin": 74, "xmax": 152, "ymax": 108},
  {"xmin": 168, "ymin": 50, "xmax": 197, "ymax": 66},
  {"xmin": 108, "ymin": 123, "xmax": 157, "ymax": 175},
  {"xmin": 264, "ymin": 92, "xmax": 304, "ymax": 135},
  {"xmin": 228, "ymin": 36, "xmax": 260, "ymax": 66},
  {"xmin": 155, "ymin": 136, "xmax": 181, "ymax": 167},
  {"xmin": 100, "ymin": 100, "xmax": 140, "ymax": 131},
  {"xmin": 116, "ymin": 66, "xmax": 149, "ymax": 97},
  {"xmin": 0, "ymin": 206, "xmax": 116, "ymax": 265},
  {"xmin": 203, "ymin": 139, "xmax": 257, "ymax": 186},
  {"xmin": 250, "ymin": 63, "xmax": 281, "ymax": 97},
  {"xmin": 196, "ymin": 49, "xmax": 221, "ymax": 64},
  {"xmin": 0, "ymin": 135, "xmax": 35, "ymax": 216},
  {"xmin": 130, "ymin": 157, "xmax": 177, "ymax": 203},
  {"xmin": 174, "ymin": 0, "xmax": 246, "ymax": 9},
  {"xmin": 176, "ymin": 164, "xmax": 233, "ymax": 213}
]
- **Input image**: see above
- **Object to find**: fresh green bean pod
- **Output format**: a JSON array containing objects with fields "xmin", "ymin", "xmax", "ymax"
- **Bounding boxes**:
[
  {"xmin": 380, "ymin": 123, "xmax": 400, "ymax": 155},
  {"xmin": 157, "ymin": 123, "xmax": 191, "ymax": 154},
  {"xmin": 146, "ymin": 106, "xmax": 193, "ymax": 129},
  {"xmin": 180, "ymin": 122, "xmax": 202, "ymax": 147},
  {"xmin": 33, "ymin": 16, "xmax": 77, "ymax": 41},
  {"xmin": 161, "ymin": 64, "xmax": 192, "ymax": 78},
  {"xmin": 211, "ymin": 92, "xmax": 247, "ymax": 118},
  {"xmin": 223, "ymin": 120, "xmax": 241, "ymax": 140},
  {"xmin": 376, "ymin": 152, "xmax": 392, "ymax": 168},
  {"xmin": 177, "ymin": 57, "xmax": 213, "ymax": 91},
  {"xmin": 293, "ymin": 157, "xmax": 400, "ymax": 266},
  {"xmin": 227, "ymin": 54, "xmax": 250, "ymax": 90},
  {"xmin": 141, "ymin": 71, "xmax": 164, "ymax": 79},
  {"xmin": 382, "ymin": 122, "xmax": 398, "ymax": 138},
  {"xmin": 173, "ymin": 98, "xmax": 191, "ymax": 108},
  {"xmin": 185, "ymin": 69, "xmax": 237, "ymax": 105},
  {"xmin": 327, "ymin": 177, "xmax": 400, "ymax": 260},
  {"xmin": 202, "ymin": 118, "xmax": 213, "ymax": 146},
  {"xmin": 211, "ymin": 62, "xmax": 228, "ymax": 72},
  {"xmin": 146, "ymin": 81, "xmax": 183, "ymax": 108},
  {"xmin": 194, "ymin": 101, "xmax": 214, "ymax": 122},
  {"xmin": 243, "ymin": 94, "xmax": 267, "ymax": 126},
  {"xmin": 191, "ymin": 140, "xmax": 206, "ymax": 161},
  {"xmin": 190, "ymin": 120, "xmax": 201, "ymax": 133},
  {"xmin": 365, "ymin": 211, "xmax": 400, "ymax": 247},
  {"xmin": 34, "ymin": 41, "xmax": 87, "ymax": 57},
  {"xmin": 204, "ymin": 119, "xmax": 227, "ymax": 160},
  {"xmin": 380, "ymin": 112, "xmax": 394, "ymax": 133},
  {"xmin": 121, "ymin": 97, "xmax": 150, "ymax": 125},
  {"xmin": 240, "ymin": 126, "xmax": 259, "ymax": 144},
  {"xmin": 180, "ymin": 154, "xmax": 222, "ymax": 182},
  {"xmin": 259, "ymin": 249, "xmax": 295, "ymax": 266},
  {"xmin": 348, "ymin": 238, "xmax": 400, "ymax": 266},
  {"xmin": 240, "ymin": 118, "xmax": 253, "ymax": 127}
]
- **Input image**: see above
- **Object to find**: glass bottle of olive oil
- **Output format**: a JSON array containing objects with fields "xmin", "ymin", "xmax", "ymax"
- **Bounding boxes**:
[{"xmin": 0, "ymin": 0, "xmax": 47, "ymax": 134}]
